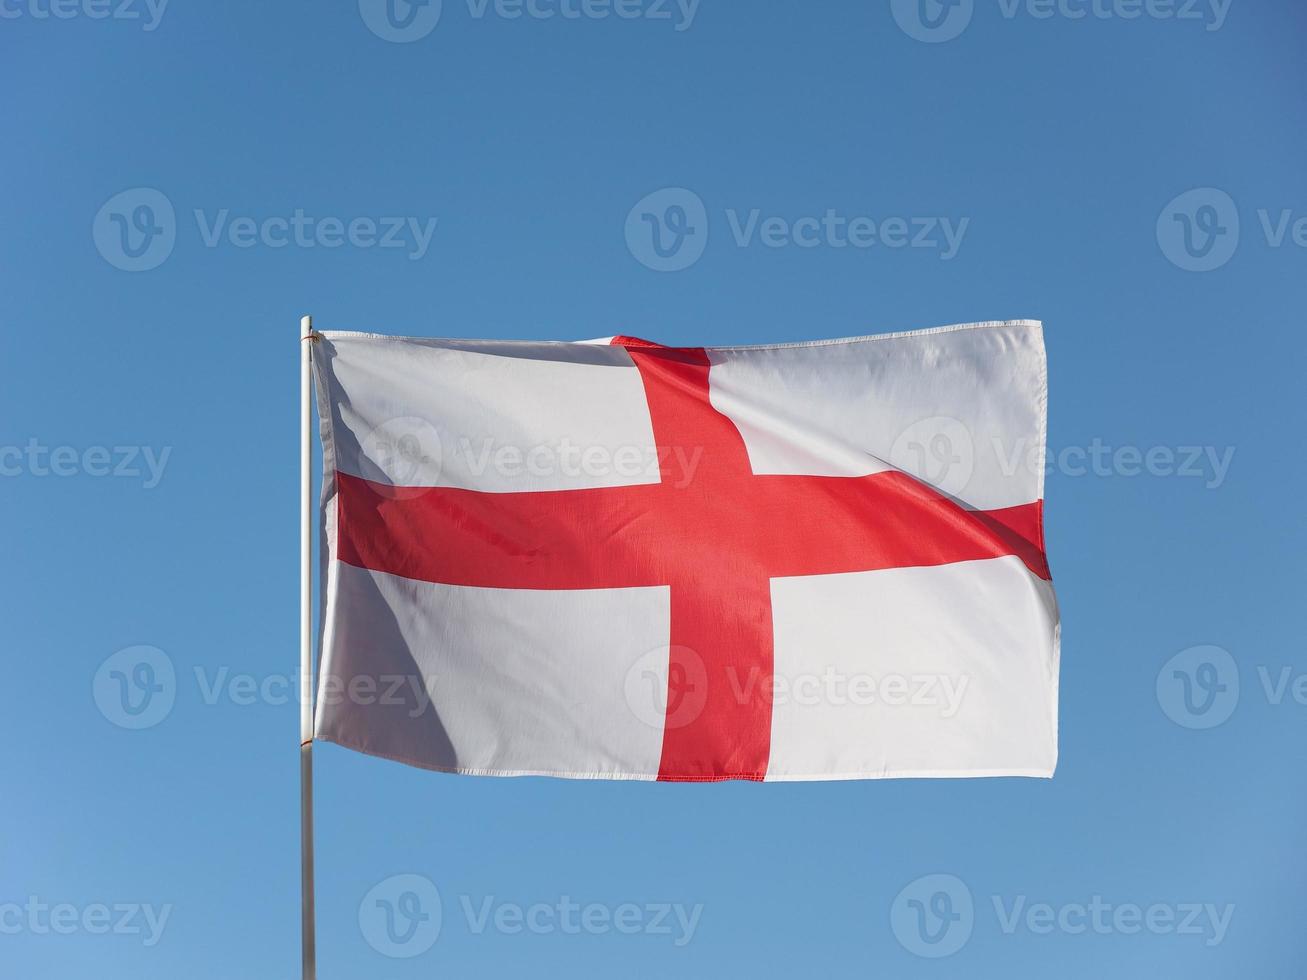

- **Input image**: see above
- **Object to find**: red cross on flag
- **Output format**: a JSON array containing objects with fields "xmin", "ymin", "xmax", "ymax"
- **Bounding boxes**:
[{"xmin": 310, "ymin": 320, "xmax": 1059, "ymax": 782}]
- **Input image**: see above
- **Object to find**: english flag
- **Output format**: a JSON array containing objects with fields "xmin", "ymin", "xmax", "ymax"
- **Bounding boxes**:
[{"xmin": 310, "ymin": 320, "xmax": 1059, "ymax": 782}]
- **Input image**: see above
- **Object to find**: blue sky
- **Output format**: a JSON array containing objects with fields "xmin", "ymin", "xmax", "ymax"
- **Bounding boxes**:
[{"xmin": 3, "ymin": 0, "xmax": 1305, "ymax": 976}]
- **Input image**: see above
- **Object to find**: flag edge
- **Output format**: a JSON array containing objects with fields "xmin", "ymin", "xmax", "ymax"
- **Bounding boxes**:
[
  {"xmin": 313, "ymin": 732, "xmax": 1056, "ymax": 782},
  {"xmin": 313, "ymin": 318, "xmax": 1044, "ymax": 352}
]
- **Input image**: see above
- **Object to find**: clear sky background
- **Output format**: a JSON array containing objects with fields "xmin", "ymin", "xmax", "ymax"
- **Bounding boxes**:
[{"xmin": 3, "ymin": 0, "xmax": 1306, "ymax": 976}]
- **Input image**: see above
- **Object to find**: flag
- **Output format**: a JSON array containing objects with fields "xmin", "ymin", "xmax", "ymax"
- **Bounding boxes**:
[{"xmin": 310, "ymin": 320, "xmax": 1059, "ymax": 781}]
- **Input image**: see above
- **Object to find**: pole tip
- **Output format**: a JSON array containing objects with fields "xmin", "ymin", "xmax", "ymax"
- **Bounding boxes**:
[{"xmin": 300, "ymin": 314, "xmax": 313, "ymax": 332}]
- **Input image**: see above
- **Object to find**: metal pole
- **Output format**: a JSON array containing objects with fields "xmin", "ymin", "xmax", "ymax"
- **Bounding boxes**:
[{"xmin": 299, "ymin": 314, "xmax": 317, "ymax": 980}]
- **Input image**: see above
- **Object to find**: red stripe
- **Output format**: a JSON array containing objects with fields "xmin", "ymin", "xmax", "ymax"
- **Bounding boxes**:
[
  {"xmin": 336, "ymin": 472, "xmax": 1048, "ymax": 587},
  {"xmin": 333, "ymin": 338, "xmax": 1049, "ymax": 781},
  {"xmin": 621, "ymin": 343, "xmax": 773, "ymax": 780}
]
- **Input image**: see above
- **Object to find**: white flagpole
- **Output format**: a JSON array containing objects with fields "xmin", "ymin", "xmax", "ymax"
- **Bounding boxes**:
[{"xmin": 299, "ymin": 314, "xmax": 317, "ymax": 979}]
